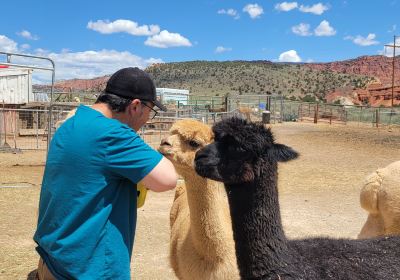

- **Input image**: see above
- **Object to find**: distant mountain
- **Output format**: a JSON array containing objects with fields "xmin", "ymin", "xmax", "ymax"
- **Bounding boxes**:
[
  {"xmin": 33, "ymin": 55, "xmax": 399, "ymax": 104},
  {"xmin": 145, "ymin": 60, "xmax": 373, "ymax": 101},
  {"xmin": 54, "ymin": 75, "xmax": 110, "ymax": 92},
  {"xmin": 306, "ymin": 55, "xmax": 400, "ymax": 86}
]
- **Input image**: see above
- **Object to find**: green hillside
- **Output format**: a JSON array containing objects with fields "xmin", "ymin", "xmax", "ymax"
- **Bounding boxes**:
[{"xmin": 146, "ymin": 61, "xmax": 375, "ymax": 102}]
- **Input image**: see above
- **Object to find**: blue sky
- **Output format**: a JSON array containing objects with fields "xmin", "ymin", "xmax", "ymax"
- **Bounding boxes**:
[{"xmin": 0, "ymin": 0, "xmax": 399, "ymax": 82}]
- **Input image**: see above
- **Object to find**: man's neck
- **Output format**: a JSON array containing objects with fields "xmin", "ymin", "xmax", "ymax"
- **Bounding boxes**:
[
  {"xmin": 92, "ymin": 103, "xmax": 128, "ymax": 124},
  {"xmin": 91, "ymin": 103, "xmax": 138, "ymax": 130},
  {"xmin": 91, "ymin": 103, "xmax": 113, "ymax": 118}
]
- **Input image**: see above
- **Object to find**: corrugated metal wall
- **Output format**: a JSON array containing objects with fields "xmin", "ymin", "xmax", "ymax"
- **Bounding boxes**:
[{"xmin": 0, "ymin": 68, "xmax": 33, "ymax": 104}]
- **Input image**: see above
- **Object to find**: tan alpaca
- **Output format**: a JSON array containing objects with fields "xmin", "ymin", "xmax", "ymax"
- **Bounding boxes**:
[
  {"xmin": 358, "ymin": 161, "xmax": 400, "ymax": 239},
  {"xmin": 205, "ymin": 104, "xmax": 226, "ymax": 113},
  {"xmin": 235, "ymin": 101, "xmax": 252, "ymax": 122},
  {"xmin": 159, "ymin": 120, "xmax": 239, "ymax": 280},
  {"xmin": 238, "ymin": 107, "xmax": 252, "ymax": 122},
  {"xmin": 55, "ymin": 108, "xmax": 78, "ymax": 129}
]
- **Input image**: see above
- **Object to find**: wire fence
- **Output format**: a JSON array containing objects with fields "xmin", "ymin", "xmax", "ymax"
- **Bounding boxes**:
[
  {"xmin": 0, "ymin": 108, "xmax": 71, "ymax": 151},
  {"xmin": 281, "ymin": 101, "xmax": 400, "ymax": 127},
  {"xmin": 0, "ymin": 107, "xmax": 245, "ymax": 151},
  {"xmin": 1, "ymin": 98, "xmax": 399, "ymax": 152},
  {"xmin": 139, "ymin": 110, "xmax": 242, "ymax": 149}
]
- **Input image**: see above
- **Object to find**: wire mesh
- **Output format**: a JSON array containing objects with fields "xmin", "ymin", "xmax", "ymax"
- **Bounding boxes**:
[
  {"xmin": 285, "ymin": 101, "xmax": 400, "ymax": 128},
  {"xmin": 1, "ymin": 98, "xmax": 399, "ymax": 152},
  {"xmin": 0, "ymin": 108, "xmax": 72, "ymax": 151}
]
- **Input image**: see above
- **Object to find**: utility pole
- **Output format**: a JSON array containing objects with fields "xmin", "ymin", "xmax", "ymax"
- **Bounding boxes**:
[{"xmin": 385, "ymin": 35, "xmax": 399, "ymax": 107}]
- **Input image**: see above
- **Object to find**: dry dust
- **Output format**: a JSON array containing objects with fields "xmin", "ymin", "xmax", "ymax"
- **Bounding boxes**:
[{"xmin": 0, "ymin": 122, "xmax": 399, "ymax": 279}]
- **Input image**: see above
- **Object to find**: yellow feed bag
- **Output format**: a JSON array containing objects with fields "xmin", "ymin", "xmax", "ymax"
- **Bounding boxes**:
[{"xmin": 137, "ymin": 183, "xmax": 148, "ymax": 208}]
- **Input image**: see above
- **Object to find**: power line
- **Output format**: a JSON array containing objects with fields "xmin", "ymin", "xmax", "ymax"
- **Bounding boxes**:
[{"xmin": 384, "ymin": 35, "xmax": 399, "ymax": 107}]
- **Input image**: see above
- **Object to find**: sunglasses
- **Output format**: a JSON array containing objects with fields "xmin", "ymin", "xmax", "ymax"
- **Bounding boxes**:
[{"xmin": 141, "ymin": 101, "xmax": 158, "ymax": 120}]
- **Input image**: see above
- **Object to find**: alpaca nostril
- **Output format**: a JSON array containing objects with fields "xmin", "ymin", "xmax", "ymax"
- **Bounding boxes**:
[
  {"xmin": 160, "ymin": 138, "xmax": 172, "ymax": 147},
  {"xmin": 194, "ymin": 152, "xmax": 207, "ymax": 162}
]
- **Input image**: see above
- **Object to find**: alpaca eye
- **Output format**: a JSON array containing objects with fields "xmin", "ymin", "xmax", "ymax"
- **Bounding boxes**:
[{"xmin": 189, "ymin": 140, "xmax": 200, "ymax": 148}]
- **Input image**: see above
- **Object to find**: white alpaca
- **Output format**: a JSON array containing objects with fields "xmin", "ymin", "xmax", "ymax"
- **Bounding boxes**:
[
  {"xmin": 358, "ymin": 161, "xmax": 400, "ymax": 238},
  {"xmin": 159, "ymin": 119, "xmax": 239, "ymax": 280}
]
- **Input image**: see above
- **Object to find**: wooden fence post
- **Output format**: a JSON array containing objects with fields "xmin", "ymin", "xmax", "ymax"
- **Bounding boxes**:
[
  {"xmin": 298, "ymin": 103, "xmax": 302, "ymax": 122},
  {"xmin": 314, "ymin": 103, "xmax": 319, "ymax": 124}
]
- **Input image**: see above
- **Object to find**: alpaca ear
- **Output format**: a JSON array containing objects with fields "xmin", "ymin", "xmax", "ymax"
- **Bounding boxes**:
[{"xmin": 268, "ymin": 143, "xmax": 299, "ymax": 162}]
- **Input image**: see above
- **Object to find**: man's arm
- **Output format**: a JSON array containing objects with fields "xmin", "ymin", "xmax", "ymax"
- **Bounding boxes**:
[{"xmin": 141, "ymin": 156, "xmax": 177, "ymax": 192}]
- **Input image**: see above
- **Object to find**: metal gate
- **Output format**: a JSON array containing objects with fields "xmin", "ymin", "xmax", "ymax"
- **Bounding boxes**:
[
  {"xmin": 226, "ymin": 94, "xmax": 284, "ymax": 123},
  {"xmin": 0, "ymin": 51, "xmax": 55, "ymax": 152}
]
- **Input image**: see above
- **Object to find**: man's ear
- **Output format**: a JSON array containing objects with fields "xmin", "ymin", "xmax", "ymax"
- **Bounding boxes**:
[{"xmin": 129, "ymin": 99, "xmax": 141, "ymax": 114}]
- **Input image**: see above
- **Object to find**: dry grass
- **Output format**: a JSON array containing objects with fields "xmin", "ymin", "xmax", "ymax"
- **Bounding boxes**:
[{"xmin": 0, "ymin": 122, "xmax": 399, "ymax": 279}]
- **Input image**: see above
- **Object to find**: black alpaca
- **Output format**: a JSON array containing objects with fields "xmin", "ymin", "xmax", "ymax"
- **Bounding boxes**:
[{"xmin": 194, "ymin": 117, "xmax": 400, "ymax": 280}]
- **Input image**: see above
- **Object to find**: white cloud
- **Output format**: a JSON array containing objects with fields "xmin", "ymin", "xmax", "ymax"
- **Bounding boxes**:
[
  {"xmin": 89, "ymin": 20, "xmax": 192, "ymax": 49},
  {"xmin": 29, "ymin": 48, "xmax": 51, "ymax": 58},
  {"xmin": 20, "ymin": 43, "xmax": 30, "ymax": 50},
  {"xmin": 275, "ymin": 2, "xmax": 298, "ymax": 11},
  {"xmin": 0, "ymin": 35, "xmax": 18, "ymax": 52},
  {"xmin": 278, "ymin": 50, "xmax": 302, "ymax": 62},
  {"xmin": 144, "ymin": 30, "xmax": 192, "ymax": 48},
  {"xmin": 292, "ymin": 21, "xmax": 337, "ymax": 37},
  {"xmin": 218, "ymin": 8, "xmax": 240, "ymax": 19},
  {"xmin": 87, "ymin": 19, "xmax": 160, "ymax": 36},
  {"xmin": 344, "ymin": 33, "xmax": 379, "ymax": 46},
  {"xmin": 215, "ymin": 46, "xmax": 232, "ymax": 53},
  {"xmin": 380, "ymin": 37, "xmax": 400, "ymax": 56},
  {"xmin": 243, "ymin": 4, "xmax": 264, "ymax": 19},
  {"xmin": 145, "ymin": 57, "xmax": 164, "ymax": 65},
  {"xmin": 17, "ymin": 30, "xmax": 39, "ymax": 40},
  {"xmin": 299, "ymin": 3, "xmax": 329, "ymax": 15},
  {"xmin": 292, "ymin": 23, "xmax": 312, "ymax": 36},
  {"xmin": 314, "ymin": 20, "xmax": 336, "ymax": 36},
  {"xmin": 30, "ymin": 49, "xmax": 164, "ymax": 83},
  {"xmin": 0, "ymin": 34, "xmax": 163, "ymax": 82}
]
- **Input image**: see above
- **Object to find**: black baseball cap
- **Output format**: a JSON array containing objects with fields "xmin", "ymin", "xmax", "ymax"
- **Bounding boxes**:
[{"xmin": 105, "ymin": 67, "xmax": 167, "ymax": 112}]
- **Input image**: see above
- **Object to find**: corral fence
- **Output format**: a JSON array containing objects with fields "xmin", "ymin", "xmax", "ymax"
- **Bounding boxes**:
[
  {"xmin": 0, "ymin": 106, "xmax": 243, "ymax": 151},
  {"xmin": 186, "ymin": 94, "xmax": 284, "ymax": 123},
  {"xmin": 1, "ymin": 97, "xmax": 399, "ymax": 152},
  {"xmin": 282, "ymin": 101, "xmax": 400, "ymax": 128},
  {"xmin": 140, "ymin": 110, "xmax": 241, "ymax": 149},
  {"xmin": 0, "ymin": 51, "xmax": 56, "ymax": 151},
  {"xmin": 0, "ymin": 107, "xmax": 70, "ymax": 151}
]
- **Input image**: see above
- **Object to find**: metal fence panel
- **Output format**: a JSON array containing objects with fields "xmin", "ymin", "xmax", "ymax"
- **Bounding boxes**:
[
  {"xmin": 284, "ymin": 100, "xmax": 400, "ymax": 128},
  {"xmin": 1, "ymin": 99, "xmax": 399, "ymax": 152},
  {"xmin": 0, "ymin": 108, "xmax": 72, "ymax": 151}
]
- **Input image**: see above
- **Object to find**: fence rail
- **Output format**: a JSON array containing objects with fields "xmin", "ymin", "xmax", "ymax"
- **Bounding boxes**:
[
  {"xmin": 1, "ymin": 99, "xmax": 399, "ymax": 151},
  {"xmin": 0, "ymin": 108, "xmax": 71, "ymax": 151},
  {"xmin": 282, "ymin": 101, "xmax": 400, "ymax": 128}
]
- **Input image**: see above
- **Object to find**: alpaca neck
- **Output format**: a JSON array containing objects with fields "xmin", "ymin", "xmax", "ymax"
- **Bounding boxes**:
[
  {"xmin": 225, "ymin": 162, "xmax": 290, "ymax": 279},
  {"xmin": 182, "ymin": 171, "xmax": 235, "ymax": 261}
]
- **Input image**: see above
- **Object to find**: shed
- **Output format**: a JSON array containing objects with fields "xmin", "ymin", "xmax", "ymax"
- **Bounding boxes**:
[
  {"xmin": 0, "ymin": 68, "xmax": 33, "ymax": 104},
  {"xmin": 156, "ymin": 88, "xmax": 189, "ymax": 105}
]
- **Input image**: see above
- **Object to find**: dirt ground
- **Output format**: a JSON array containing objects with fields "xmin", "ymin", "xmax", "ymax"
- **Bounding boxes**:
[{"xmin": 0, "ymin": 122, "xmax": 399, "ymax": 280}]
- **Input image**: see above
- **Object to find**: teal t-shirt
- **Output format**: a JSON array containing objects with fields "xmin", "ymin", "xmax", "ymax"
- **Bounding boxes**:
[{"xmin": 33, "ymin": 105, "xmax": 162, "ymax": 279}]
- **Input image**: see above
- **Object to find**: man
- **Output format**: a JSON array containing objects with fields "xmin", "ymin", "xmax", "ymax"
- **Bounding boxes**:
[{"xmin": 33, "ymin": 67, "xmax": 178, "ymax": 279}]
